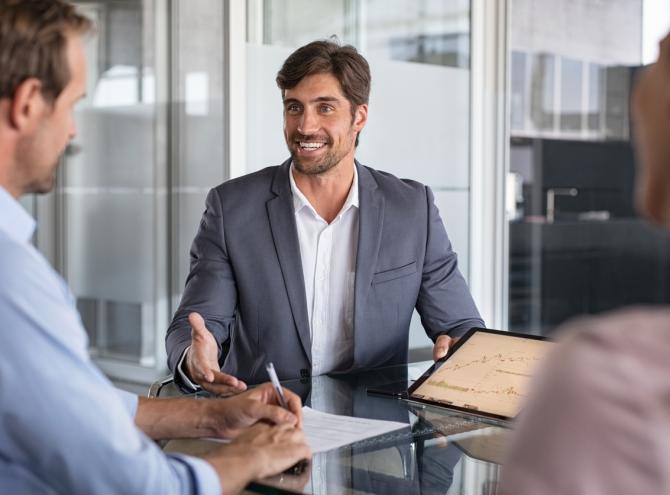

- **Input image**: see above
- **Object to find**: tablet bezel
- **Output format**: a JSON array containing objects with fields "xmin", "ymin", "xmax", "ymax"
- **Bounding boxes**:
[{"xmin": 407, "ymin": 327, "xmax": 551, "ymax": 422}]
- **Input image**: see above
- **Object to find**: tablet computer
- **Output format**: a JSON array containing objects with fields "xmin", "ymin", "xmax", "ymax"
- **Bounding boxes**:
[{"xmin": 408, "ymin": 328, "xmax": 555, "ymax": 422}]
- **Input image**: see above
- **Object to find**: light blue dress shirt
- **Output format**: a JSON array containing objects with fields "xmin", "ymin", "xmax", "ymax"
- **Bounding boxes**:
[{"xmin": 0, "ymin": 187, "xmax": 220, "ymax": 494}]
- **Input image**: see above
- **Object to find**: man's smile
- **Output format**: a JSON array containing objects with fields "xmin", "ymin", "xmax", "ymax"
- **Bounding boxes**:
[
  {"xmin": 293, "ymin": 137, "xmax": 331, "ymax": 155},
  {"xmin": 298, "ymin": 141, "xmax": 326, "ymax": 150}
]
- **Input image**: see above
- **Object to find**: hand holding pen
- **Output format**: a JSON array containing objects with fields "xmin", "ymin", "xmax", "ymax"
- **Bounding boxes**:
[
  {"xmin": 265, "ymin": 362, "xmax": 304, "ymax": 428},
  {"xmin": 266, "ymin": 362, "xmax": 309, "ymax": 474}
]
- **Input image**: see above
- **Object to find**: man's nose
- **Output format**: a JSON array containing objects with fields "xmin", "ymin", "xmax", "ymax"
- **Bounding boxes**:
[{"xmin": 297, "ymin": 108, "xmax": 319, "ymax": 135}]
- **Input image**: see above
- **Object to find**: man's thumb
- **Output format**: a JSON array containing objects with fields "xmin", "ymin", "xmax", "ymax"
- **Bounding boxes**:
[{"xmin": 189, "ymin": 312, "xmax": 207, "ymax": 337}]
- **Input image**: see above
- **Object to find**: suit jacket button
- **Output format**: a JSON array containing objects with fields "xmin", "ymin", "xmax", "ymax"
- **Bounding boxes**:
[{"xmin": 300, "ymin": 368, "xmax": 310, "ymax": 378}]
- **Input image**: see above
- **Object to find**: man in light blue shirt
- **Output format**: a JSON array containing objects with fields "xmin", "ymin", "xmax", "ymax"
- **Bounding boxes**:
[{"xmin": 0, "ymin": 1, "xmax": 310, "ymax": 494}]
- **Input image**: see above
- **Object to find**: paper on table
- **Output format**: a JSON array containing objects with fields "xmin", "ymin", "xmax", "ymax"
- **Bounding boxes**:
[
  {"xmin": 205, "ymin": 406, "xmax": 408, "ymax": 453},
  {"xmin": 302, "ymin": 406, "xmax": 408, "ymax": 454}
]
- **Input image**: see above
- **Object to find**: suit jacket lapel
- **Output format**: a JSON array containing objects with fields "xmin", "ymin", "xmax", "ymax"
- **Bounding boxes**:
[
  {"xmin": 353, "ymin": 162, "xmax": 385, "ymax": 364},
  {"xmin": 267, "ymin": 160, "xmax": 312, "ymax": 363}
]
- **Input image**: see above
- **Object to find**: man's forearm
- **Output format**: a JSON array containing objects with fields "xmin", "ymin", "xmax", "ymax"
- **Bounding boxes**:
[
  {"xmin": 165, "ymin": 318, "xmax": 193, "ymax": 373},
  {"xmin": 135, "ymin": 397, "xmax": 215, "ymax": 440}
]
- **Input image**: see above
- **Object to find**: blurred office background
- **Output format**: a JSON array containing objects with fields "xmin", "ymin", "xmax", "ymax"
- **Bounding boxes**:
[{"xmin": 21, "ymin": 0, "xmax": 670, "ymax": 383}]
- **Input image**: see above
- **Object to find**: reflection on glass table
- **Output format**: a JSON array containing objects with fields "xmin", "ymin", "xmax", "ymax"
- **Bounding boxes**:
[{"xmin": 157, "ymin": 362, "xmax": 508, "ymax": 495}]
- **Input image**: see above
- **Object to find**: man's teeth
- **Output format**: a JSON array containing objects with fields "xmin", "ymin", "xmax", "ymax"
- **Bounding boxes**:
[{"xmin": 299, "ymin": 142, "xmax": 325, "ymax": 149}]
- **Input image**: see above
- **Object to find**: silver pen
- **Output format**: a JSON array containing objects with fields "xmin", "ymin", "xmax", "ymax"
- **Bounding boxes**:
[
  {"xmin": 265, "ymin": 362, "xmax": 289, "ymax": 409},
  {"xmin": 265, "ymin": 362, "xmax": 309, "ymax": 475}
]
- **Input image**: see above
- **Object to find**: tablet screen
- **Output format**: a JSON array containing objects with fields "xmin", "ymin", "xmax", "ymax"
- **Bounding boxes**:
[{"xmin": 409, "ymin": 329, "xmax": 555, "ymax": 420}]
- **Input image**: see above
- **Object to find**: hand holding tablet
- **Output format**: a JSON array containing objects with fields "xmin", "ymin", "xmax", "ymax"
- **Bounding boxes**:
[{"xmin": 409, "ymin": 329, "xmax": 556, "ymax": 422}]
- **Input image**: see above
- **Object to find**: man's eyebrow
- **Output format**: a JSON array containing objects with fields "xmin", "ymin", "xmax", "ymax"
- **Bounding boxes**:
[
  {"xmin": 312, "ymin": 96, "xmax": 340, "ymax": 103},
  {"xmin": 283, "ymin": 96, "xmax": 342, "ymax": 104}
]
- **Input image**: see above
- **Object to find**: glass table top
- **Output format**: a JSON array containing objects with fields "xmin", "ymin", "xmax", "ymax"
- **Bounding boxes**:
[{"xmin": 160, "ymin": 362, "xmax": 510, "ymax": 495}]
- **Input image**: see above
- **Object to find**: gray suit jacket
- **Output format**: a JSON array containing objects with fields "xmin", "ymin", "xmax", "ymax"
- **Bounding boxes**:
[{"xmin": 166, "ymin": 160, "xmax": 483, "ymax": 384}]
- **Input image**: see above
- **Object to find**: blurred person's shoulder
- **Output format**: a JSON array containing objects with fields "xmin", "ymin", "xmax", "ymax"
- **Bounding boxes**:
[
  {"xmin": 500, "ymin": 308, "xmax": 670, "ymax": 495},
  {"xmin": 0, "ymin": 230, "xmax": 64, "ymax": 302},
  {"xmin": 554, "ymin": 306, "xmax": 670, "ymax": 373},
  {"xmin": 0, "ymin": 232, "xmax": 32, "ymax": 289},
  {"xmin": 532, "ymin": 306, "xmax": 670, "ymax": 431}
]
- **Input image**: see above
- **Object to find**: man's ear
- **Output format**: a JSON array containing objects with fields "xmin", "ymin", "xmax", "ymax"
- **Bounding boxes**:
[
  {"xmin": 353, "ymin": 103, "xmax": 368, "ymax": 131},
  {"xmin": 9, "ymin": 78, "xmax": 47, "ymax": 132}
]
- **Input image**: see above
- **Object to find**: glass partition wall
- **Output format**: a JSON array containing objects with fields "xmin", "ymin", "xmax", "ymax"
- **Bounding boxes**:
[
  {"xmin": 506, "ymin": 0, "xmax": 670, "ymax": 335},
  {"xmin": 62, "ymin": 0, "xmax": 170, "ymax": 381},
  {"xmin": 27, "ymin": 0, "xmax": 227, "ymax": 383}
]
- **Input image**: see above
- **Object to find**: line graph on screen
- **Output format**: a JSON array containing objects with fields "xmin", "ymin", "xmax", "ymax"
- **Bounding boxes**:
[{"xmin": 412, "ymin": 332, "xmax": 553, "ymax": 418}]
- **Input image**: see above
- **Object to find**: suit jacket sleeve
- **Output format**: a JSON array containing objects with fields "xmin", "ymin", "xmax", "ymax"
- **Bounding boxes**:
[
  {"xmin": 165, "ymin": 188, "xmax": 237, "ymax": 377},
  {"xmin": 416, "ymin": 186, "xmax": 484, "ymax": 339}
]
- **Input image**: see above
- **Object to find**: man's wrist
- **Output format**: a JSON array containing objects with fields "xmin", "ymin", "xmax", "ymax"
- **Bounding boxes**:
[
  {"xmin": 176, "ymin": 346, "xmax": 201, "ymax": 391},
  {"xmin": 205, "ymin": 445, "xmax": 262, "ymax": 493},
  {"xmin": 199, "ymin": 399, "xmax": 229, "ymax": 437},
  {"xmin": 190, "ymin": 399, "xmax": 221, "ymax": 437},
  {"xmin": 135, "ymin": 397, "xmax": 206, "ymax": 439}
]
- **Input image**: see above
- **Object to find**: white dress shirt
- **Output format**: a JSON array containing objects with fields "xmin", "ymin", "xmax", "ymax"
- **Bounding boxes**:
[
  {"xmin": 289, "ymin": 164, "xmax": 359, "ymax": 376},
  {"xmin": 178, "ymin": 164, "xmax": 359, "ymax": 386}
]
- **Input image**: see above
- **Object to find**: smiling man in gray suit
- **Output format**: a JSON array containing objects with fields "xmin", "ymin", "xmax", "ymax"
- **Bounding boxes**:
[{"xmin": 166, "ymin": 39, "xmax": 484, "ymax": 394}]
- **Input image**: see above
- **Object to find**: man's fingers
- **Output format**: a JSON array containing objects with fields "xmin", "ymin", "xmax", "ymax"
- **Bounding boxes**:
[
  {"xmin": 201, "ymin": 381, "xmax": 247, "ymax": 397},
  {"xmin": 193, "ymin": 366, "xmax": 215, "ymax": 384},
  {"xmin": 254, "ymin": 403, "xmax": 298, "ymax": 426},
  {"xmin": 433, "ymin": 335, "xmax": 453, "ymax": 361},
  {"xmin": 188, "ymin": 312, "xmax": 209, "ymax": 338},
  {"xmin": 433, "ymin": 346, "xmax": 447, "ymax": 361},
  {"xmin": 282, "ymin": 387, "xmax": 304, "ymax": 428},
  {"xmin": 200, "ymin": 372, "xmax": 247, "ymax": 396},
  {"xmin": 186, "ymin": 312, "xmax": 221, "ymax": 386},
  {"xmin": 211, "ymin": 371, "xmax": 247, "ymax": 390}
]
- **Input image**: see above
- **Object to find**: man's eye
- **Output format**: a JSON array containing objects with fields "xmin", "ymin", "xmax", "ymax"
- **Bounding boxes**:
[
  {"xmin": 286, "ymin": 104, "xmax": 301, "ymax": 113},
  {"xmin": 320, "ymin": 105, "xmax": 333, "ymax": 113}
]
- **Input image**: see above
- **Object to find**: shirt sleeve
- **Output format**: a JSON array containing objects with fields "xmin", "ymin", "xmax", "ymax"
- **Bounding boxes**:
[
  {"xmin": 0, "ymin": 240, "xmax": 221, "ymax": 495},
  {"xmin": 166, "ymin": 454, "xmax": 221, "ymax": 495},
  {"xmin": 115, "ymin": 388, "xmax": 140, "ymax": 417},
  {"xmin": 177, "ymin": 346, "xmax": 202, "ymax": 392}
]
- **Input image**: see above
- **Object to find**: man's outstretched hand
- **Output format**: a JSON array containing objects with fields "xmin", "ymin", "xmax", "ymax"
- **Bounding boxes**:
[{"xmin": 184, "ymin": 312, "xmax": 247, "ymax": 395}]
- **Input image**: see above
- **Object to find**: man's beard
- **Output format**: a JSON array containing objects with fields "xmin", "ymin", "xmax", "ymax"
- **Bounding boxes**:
[
  {"xmin": 288, "ymin": 132, "xmax": 353, "ymax": 176},
  {"xmin": 291, "ymin": 148, "xmax": 340, "ymax": 176}
]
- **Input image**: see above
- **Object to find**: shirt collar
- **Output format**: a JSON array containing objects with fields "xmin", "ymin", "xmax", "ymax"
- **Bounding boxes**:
[
  {"xmin": 289, "ymin": 162, "xmax": 359, "ymax": 219},
  {"xmin": 0, "ymin": 186, "xmax": 36, "ymax": 244}
]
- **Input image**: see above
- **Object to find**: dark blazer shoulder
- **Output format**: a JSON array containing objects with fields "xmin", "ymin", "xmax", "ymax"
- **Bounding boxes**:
[
  {"xmin": 210, "ymin": 162, "xmax": 291, "ymax": 209},
  {"xmin": 360, "ymin": 164, "xmax": 428, "ymax": 205},
  {"xmin": 214, "ymin": 165, "xmax": 279, "ymax": 195}
]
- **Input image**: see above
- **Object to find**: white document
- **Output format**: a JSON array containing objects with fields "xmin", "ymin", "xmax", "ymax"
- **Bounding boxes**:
[
  {"xmin": 206, "ymin": 406, "xmax": 408, "ymax": 453},
  {"xmin": 302, "ymin": 406, "xmax": 408, "ymax": 453}
]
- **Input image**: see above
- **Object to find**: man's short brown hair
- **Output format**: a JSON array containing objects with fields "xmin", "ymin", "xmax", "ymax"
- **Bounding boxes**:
[
  {"xmin": 0, "ymin": 0, "xmax": 92, "ymax": 103},
  {"xmin": 276, "ymin": 39, "xmax": 371, "ymax": 146}
]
